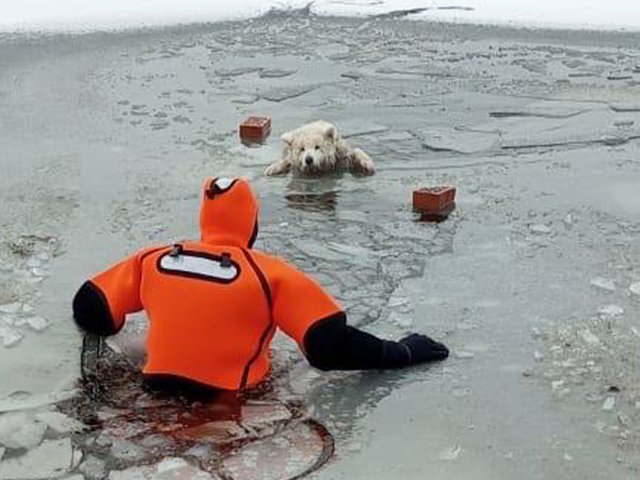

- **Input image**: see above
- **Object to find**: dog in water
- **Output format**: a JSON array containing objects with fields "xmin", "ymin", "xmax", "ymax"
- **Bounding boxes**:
[{"xmin": 264, "ymin": 120, "xmax": 375, "ymax": 176}]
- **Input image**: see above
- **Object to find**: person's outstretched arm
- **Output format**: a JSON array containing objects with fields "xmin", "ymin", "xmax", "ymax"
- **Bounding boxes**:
[
  {"xmin": 72, "ymin": 246, "xmax": 163, "ymax": 336},
  {"xmin": 253, "ymin": 251, "xmax": 449, "ymax": 371},
  {"xmin": 303, "ymin": 312, "xmax": 448, "ymax": 371}
]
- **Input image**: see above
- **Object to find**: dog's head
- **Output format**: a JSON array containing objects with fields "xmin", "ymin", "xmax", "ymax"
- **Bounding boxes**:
[{"xmin": 282, "ymin": 122, "xmax": 338, "ymax": 175}]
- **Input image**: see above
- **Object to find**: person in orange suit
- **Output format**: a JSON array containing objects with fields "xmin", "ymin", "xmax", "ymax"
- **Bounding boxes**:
[{"xmin": 73, "ymin": 177, "xmax": 449, "ymax": 394}]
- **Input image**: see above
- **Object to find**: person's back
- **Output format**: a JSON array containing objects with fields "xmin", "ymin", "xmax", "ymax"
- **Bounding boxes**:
[{"xmin": 73, "ymin": 177, "xmax": 449, "ymax": 393}]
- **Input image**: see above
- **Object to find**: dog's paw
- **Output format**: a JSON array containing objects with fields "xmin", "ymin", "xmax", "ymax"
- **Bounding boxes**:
[
  {"xmin": 352, "ymin": 149, "xmax": 375, "ymax": 176},
  {"xmin": 264, "ymin": 161, "xmax": 289, "ymax": 176},
  {"xmin": 359, "ymin": 157, "xmax": 375, "ymax": 175}
]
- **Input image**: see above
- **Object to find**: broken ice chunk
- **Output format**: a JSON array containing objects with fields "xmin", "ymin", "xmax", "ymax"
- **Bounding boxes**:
[
  {"xmin": 35, "ymin": 411, "xmax": 85, "ymax": 434},
  {"xmin": 79, "ymin": 455, "xmax": 107, "ymax": 480},
  {"xmin": 590, "ymin": 277, "xmax": 616, "ymax": 292},
  {"xmin": 26, "ymin": 258, "xmax": 41, "ymax": 268},
  {"xmin": 26, "ymin": 316, "xmax": 51, "ymax": 332},
  {"xmin": 0, "ymin": 326, "xmax": 24, "ymax": 348},
  {"xmin": 439, "ymin": 444, "xmax": 462, "ymax": 461},
  {"xmin": 630, "ymin": 282, "xmax": 640, "ymax": 296},
  {"xmin": 598, "ymin": 305, "xmax": 624, "ymax": 318},
  {"xmin": 0, "ymin": 438, "xmax": 73, "ymax": 480},
  {"xmin": 110, "ymin": 439, "xmax": 146, "ymax": 462},
  {"xmin": 31, "ymin": 268, "xmax": 49, "ymax": 278},
  {"xmin": 0, "ymin": 412, "xmax": 47, "ymax": 449},
  {"xmin": 529, "ymin": 224, "xmax": 552, "ymax": 235},
  {"xmin": 579, "ymin": 328, "xmax": 601, "ymax": 346},
  {"xmin": 602, "ymin": 397, "xmax": 615, "ymax": 411},
  {"xmin": 157, "ymin": 458, "xmax": 189, "ymax": 473},
  {"xmin": 109, "ymin": 458, "xmax": 216, "ymax": 480},
  {"xmin": 456, "ymin": 351, "xmax": 475, "ymax": 360},
  {"xmin": 0, "ymin": 303, "xmax": 21, "ymax": 315}
]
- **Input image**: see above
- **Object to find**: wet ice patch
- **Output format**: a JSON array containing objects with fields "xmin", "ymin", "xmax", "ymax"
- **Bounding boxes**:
[
  {"xmin": 258, "ymin": 84, "xmax": 320, "ymax": 103},
  {"xmin": 489, "ymin": 101, "xmax": 588, "ymax": 119},
  {"xmin": 387, "ymin": 284, "xmax": 414, "ymax": 328},
  {"xmin": 297, "ymin": 241, "xmax": 377, "ymax": 267},
  {"xmin": 610, "ymin": 103, "xmax": 640, "ymax": 113},
  {"xmin": 411, "ymin": 127, "xmax": 499, "ymax": 154},
  {"xmin": 475, "ymin": 105, "xmax": 640, "ymax": 152},
  {"xmin": 338, "ymin": 121, "xmax": 390, "ymax": 139},
  {"xmin": 387, "ymin": 311, "xmax": 413, "ymax": 328}
]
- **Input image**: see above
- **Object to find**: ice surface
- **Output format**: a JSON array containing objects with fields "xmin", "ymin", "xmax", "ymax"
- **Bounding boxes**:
[{"xmin": 0, "ymin": 438, "xmax": 73, "ymax": 480}]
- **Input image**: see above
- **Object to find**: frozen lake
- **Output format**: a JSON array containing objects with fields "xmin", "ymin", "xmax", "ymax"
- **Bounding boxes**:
[{"xmin": 1, "ymin": 6, "xmax": 640, "ymax": 480}]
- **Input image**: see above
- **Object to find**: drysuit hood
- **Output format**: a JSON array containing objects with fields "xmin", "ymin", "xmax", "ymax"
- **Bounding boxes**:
[{"xmin": 200, "ymin": 177, "xmax": 259, "ymax": 248}]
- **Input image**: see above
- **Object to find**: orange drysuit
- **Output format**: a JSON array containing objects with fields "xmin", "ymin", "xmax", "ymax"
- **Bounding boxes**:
[
  {"xmin": 73, "ymin": 177, "xmax": 449, "ymax": 392},
  {"xmin": 73, "ymin": 177, "xmax": 342, "ymax": 390}
]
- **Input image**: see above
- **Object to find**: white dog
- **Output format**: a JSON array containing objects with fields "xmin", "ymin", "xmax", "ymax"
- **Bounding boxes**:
[{"xmin": 265, "ymin": 120, "xmax": 375, "ymax": 176}]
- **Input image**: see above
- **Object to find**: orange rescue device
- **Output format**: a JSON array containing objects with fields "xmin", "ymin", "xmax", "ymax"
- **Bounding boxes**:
[{"xmin": 75, "ymin": 177, "xmax": 342, "ymax": 390}]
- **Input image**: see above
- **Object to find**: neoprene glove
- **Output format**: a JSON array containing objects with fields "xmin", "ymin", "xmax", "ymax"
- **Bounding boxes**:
[{"xmin": 399, "ymin": 333, "xmax": 449, "ymax": 364}]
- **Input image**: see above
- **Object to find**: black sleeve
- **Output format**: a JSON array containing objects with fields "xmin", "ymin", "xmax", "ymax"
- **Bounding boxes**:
[
  {"xmin": 72, "ymin": 281, "xmax": 120, "ymax": 336},
  {"xmin": 303, "ymin": 313, "xmax": 412, "ymax": 371}
]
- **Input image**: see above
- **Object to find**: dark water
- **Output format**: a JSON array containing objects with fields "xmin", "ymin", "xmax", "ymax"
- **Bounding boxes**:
[{"xmin": 55, "ymin": 334, "xmax": 333, "ymax": 480}]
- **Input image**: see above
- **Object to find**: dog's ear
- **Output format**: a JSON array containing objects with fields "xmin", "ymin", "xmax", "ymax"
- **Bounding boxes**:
[
  {"xmin": 324, "ymin": 125, "xmax": 337, "ymax": 143},
  {"xmin": 281, "ymin": 131, "xmax": 294, "ymax": 146}
]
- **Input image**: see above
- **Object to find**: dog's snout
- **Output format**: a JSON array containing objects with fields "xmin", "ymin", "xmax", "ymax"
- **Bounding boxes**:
[{"xmin": 305, "ymin": 155, "xmax": 314, "ymax": 166}]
